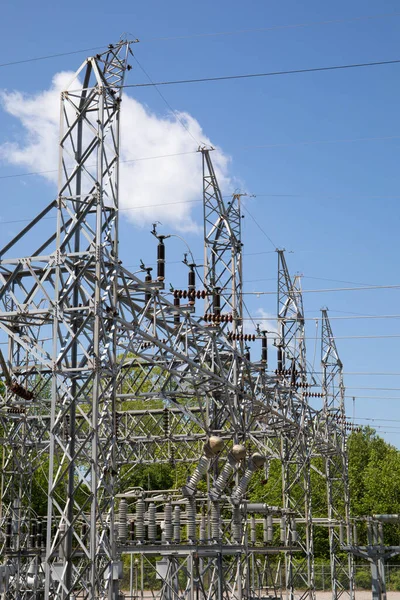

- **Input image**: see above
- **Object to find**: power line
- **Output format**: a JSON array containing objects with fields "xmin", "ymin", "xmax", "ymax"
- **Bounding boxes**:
[
  {"xmin": 0, "ymin": 135, "xmax": 399, "ymax": 183},
  {"xmin": 0, "ymin": 150, "xmax": 198, "ymax": 181},
  {"xmin": 240, "ymin": 284, "xmax": 400, "ymax": 295},
  {"xmin": 123, "ymin": 58, "xmax": 400, "ymax": 89},
  {"xmin": 132, "ymin": 55, "xmax": 201, "ymax": 145},
  {"xmin": 241, "ymin": 204, "xmax": 276, "ymax": 249},
  {"xmin": 0, "ymin": 12, "xmax": 397, "ymax": 73},
  {"xmin": 142, "ymin": 12, "xmax": 400, "ymax": 42},
  {"xmin": 0, "ymin": 45, "xmax": 106, "ymax": 69}
]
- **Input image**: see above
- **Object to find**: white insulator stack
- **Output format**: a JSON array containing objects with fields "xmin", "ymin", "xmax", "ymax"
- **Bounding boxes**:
[
  {"xmin": 173, "ymin": 506, "xmax": 181, "ymax": 543},
  {"xmin": 186, "ymin": 456, "xmax": 210, "ymax": 492},
  {"xmin": 183, "ymin": 436, "xmax": 224, "ymax": 497},
  {"xmin": 135, "ymin": 499, "xmax": 145, "ymax": 542},
  {"xmin": 211, "ymin": 502, "xmax": 221, "ymax": 541},
  {"xmin": 213, "ymin": 461, "xmax": 234, "ymax": 495},
  {"xmin": 186, "ymin": 498, "xmax": 197, "ymax": 542},
  {"xmin": 148, "ymin": 503, "xmax": 157, "ymax": 542},
  {"xmin": 263, "ymin": 518, "xmax": 268, "ymax": 544},
  {"xmin": 200, "ymin": 513, "xmax": 206, "ymax": 542},
  {"xmin": 232, "ymin": 506, "xmax": 242, "ymax": 543},
  {"xmin": 164, "ymin": 503, "xmax": 173, "ymax": 542},
  {"xmin": 280, "ymin": 516, "xmax": 286, "ymax": 544},
  {"xmin": 118, "ymin": 499, "xmax": 128, "ymax": 541},
  {"xmin": 231, "ymin": 453, "xmax": 266, "ymax": 503}
]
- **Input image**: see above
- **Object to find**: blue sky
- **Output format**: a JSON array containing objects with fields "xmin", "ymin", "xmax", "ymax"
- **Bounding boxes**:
[{"xmin": 0, "ymin": 0, "xmax": 400, "ymax": 444}]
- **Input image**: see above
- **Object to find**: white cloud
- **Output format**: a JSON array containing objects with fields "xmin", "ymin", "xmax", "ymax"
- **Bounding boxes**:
[{"xmin": 0, "ymin": 72, "xmax": 233, "ymax": 232}]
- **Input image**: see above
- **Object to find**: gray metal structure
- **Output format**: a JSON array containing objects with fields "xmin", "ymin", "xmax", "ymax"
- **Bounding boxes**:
[{"xmin": 0, "ymin": 40, "xmax": 355, "ymax": 600}]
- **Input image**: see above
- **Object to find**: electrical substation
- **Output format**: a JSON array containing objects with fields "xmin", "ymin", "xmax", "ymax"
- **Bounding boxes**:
[{"xmin": 0, "ymin": 38, "xmax": 391, "ymax": 600}]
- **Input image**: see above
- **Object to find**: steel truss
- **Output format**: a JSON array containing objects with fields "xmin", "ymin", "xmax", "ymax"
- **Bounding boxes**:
[
  {"xmin": 321, "ymin": 310, "xmax": 354, "ymax": 600},
  {"xmin": 0, "ymin": 41, "xmax": 352, "ymax": 600}
]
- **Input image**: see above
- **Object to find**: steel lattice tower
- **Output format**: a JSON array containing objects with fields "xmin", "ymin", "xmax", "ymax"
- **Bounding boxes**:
[{"xmin": 0, "ymin": 41, "xmax": 354, "ymax": 600}]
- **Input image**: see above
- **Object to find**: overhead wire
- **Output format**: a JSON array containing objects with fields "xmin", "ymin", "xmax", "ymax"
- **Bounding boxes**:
[
  {"xmin": 0, "ymin": 11, "xmax": 396, "ymax": 72},
  {"xmin": 141, "ymin": 12, "xmax": 400, "ymax": 42},
  {"xmin": 122, "ymin": 58, "xmax": 400, "ymax": 89},
  {"xmin": 131, "ymin": 55, "xmax": 201, "ymax": 145}
]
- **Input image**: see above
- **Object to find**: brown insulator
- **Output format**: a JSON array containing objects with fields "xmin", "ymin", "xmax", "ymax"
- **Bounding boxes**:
[
  {"xmin": 9, "ymin": 381, "xmax": 34, "ymax": 401},
  {"xmin": 157, "ymin": 239, "xmax": 165, "ymax": 281},
  {"xmin": 174, "ymin": 297, "xmax": 180, "ymax": 326}
]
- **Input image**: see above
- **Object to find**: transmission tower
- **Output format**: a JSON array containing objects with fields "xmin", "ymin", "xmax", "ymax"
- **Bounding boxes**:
[{"xmin": 321, "ymin": 309, "xmax": 354, "ymax": 600}]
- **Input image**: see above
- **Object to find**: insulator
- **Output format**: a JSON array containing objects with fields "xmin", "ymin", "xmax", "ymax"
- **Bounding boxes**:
[
  {"xmin": 277, "ymin": 347, "xmax": 283, "ymax": 372},
  {"xmin": 173, "ymin": 506, "xmax": 181, "ymax": 543},
  {"xmin": 339, "ymin": 522, "xmax": 345, "ymax": 545},
  {"xmin": 135, "ymin": 498, "xmax": 145, "ymax": 541},
  {"xmin": 213, "ymin": 288, "xmax": 221, "ymax": 316},
  {"xmin": 9, "ymin": 381, "xmax": 34, "ymax": 400},
  {"xmin": 263, "ymin": 518, "xmax": 268, "ymax": 544},
  {"xmin": 183, "ymin": 455, "xmax": 210, "ymax": 495},
  {"xmin": 157, "ymin": 240, "xmax": 165, "ymax": 281},
  {"xmin": 7, "ymin": 407, "xmax": 26, "ymax": 414},
  {"xmin": 37, "ymin": 519, "xmax": 44, "ymax": 548},
  {"xmin": 291, "ymin": 519, "xmax": 298, "ymax": 543},
  {"xmin": 231, "ymin": 468, "xmax": 253, "ymax": 502},
  {"xmin": 148, "ymin": 503, "xmax": 157, "ymax": 542},
  {"xmin": 262, "ymin": 335, "xmax": 267, "ymax": 363},
  {"xmin": 186, "ymin": 498, "xmax": 196, "ymax": 542},
  {"xmin": 200, "ymin": 513, "xmax": 206, "ymax": 543},
  {"xmin": 5, "ymin": 516, "xmax": 12, "ymax": 549},
  {"xmin": 211, "ymin": 502, "xmax": 221, "ymax": 541},
  {"xmin": 164, "ymin": 503, "xmax": 173, "ymax": 542},
  {"xmin": 213, "ymin": 461, "xmax": 234, "ymax": 495},
  {"xmin": 231, "ymin": 454, "xmax": 265, "ymax": 502},
  {"xmin": 118, "ymin": 499, "xmax": 128, "ymax": 541},
  {"xmin": 280, "ymin": 516, "xmax": 286, "ymax": 544},
  {"xmin": 250, "ymin": 515, "xmax": 256, "ymax": 544},
  {"xmin": 267, "ymin": 515, "xmax": 274, "ymax": 543},
  {"xmin": 163, "ymin": 408, "xmax": 169, "ymax": 437},
  {"xmin": 232, "ymin": 506, "xmax": 242, "ymax": 543},
  {"xmin": 290, "ymin": 362, "xmax": 297, "ymax": 386},
  {"xmin": 130, "ymin": 521, "xmax": 135, "ymax": 541},
  {"xmin": 29, "ymin": 520, "xmax": 37, "ymax": 549}
]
